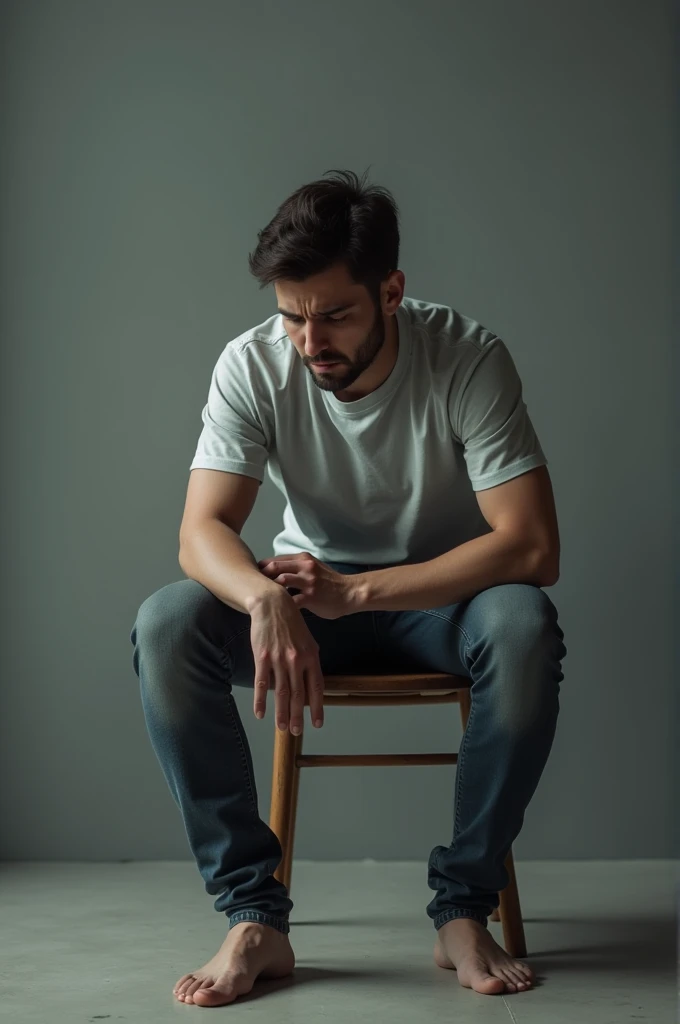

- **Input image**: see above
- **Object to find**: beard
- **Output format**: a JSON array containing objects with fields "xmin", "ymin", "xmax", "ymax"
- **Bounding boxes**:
[{"xmin": 303, "ymin": 306, "xmax": 386, "ymax": 393}]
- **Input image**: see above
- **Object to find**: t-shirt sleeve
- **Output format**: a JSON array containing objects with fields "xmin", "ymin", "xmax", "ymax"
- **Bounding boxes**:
[
  {"xmin": 189, "ymin": 342, "xmax": 269, "ymax": 482},
  {"xmin": 450, "ymin": 337, "xmax": 547, "ymax": 492}
]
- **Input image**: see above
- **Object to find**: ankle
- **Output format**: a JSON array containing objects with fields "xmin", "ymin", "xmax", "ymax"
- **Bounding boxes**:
[
  {"xmin": 230, "ymin": 920, "xmax": 287, "ymax": 937},
  {"xmin": 439, "ymin": 917, "xmax": 488, "ymax": 935}
]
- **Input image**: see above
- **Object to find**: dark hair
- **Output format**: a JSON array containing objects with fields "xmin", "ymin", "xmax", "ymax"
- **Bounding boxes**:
[{"xmin": 248, "ymin": 168, "xmax": 400, "ymax": 302}]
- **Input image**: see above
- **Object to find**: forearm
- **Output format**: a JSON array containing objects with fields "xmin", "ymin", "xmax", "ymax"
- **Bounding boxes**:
[
  {"xmin": 179, "ymin": 518, "xmax": 282, "ymax": 615},
  {"xmin": 352, "ymin": 531, "xmax": 555, "ymax": 612}
]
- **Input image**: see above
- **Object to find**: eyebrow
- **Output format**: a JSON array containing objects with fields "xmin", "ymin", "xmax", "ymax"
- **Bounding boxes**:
[{"xmin": 278, "ymin": 304, "xmax": 355, "ymax": 318}]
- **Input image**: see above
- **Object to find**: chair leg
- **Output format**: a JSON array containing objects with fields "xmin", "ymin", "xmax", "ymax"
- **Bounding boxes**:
[
  {"xmin": 269, "ymin": 725, "xmax": 303, "ymax": 894},
  {"xmin": 280, "ymin": 733, "xmax": 303, "ymax": 893},
  {"xmin": 457, "ymin": 688, "xmax": 526, "ymax": 954},
  {"xmin": 457, "ymin": 686, "xmax": 472, "ymax": 731}
]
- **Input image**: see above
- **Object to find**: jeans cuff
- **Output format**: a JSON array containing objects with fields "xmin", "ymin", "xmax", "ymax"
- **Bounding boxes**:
[
  {"xmin": 228, "ymin": 911, "xmax": 290, "ymax": 935},
  {"xmin": 434, "ymin": 909, "xmax": 490, "ymax": 930}
]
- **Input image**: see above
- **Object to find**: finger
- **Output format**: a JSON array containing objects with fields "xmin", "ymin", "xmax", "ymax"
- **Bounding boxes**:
[
  {"xmin": 276, "ymin": 573, "xmax": 304, "ymax": 587},
  {"xmin": 253, "ymin": 655, "xmax": 271, "ymax": 720},
  {"xmin": 306, "ymin": 661, "xmax": 325, "ymax": 729},
  {"xmin": 287, "ymin": 652, "xmax": 306, "ymax": 736},
  {"xmin": 273, "ymin": 660, "xmax": 291, "ymax": 732}
]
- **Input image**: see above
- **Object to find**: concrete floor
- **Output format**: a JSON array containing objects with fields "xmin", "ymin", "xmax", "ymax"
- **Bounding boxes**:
[{"xmin": 0, "ymin": 859, "xmax": 676, "ymax": 1023}]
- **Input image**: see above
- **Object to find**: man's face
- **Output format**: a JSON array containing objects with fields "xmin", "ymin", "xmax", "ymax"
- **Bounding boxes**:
[{"xmin": 274, "ymin": 262, "xmax": 386, "ymax": 393}]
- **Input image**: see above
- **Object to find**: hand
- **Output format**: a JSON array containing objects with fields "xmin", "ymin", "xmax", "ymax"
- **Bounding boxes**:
[
  {"xmin": 258, "ymin": 552, "xmax": 357, "ymax": 620},
  {"xmin": 248, "ymin": 589, "xmax": 325, "ymax": 734}
]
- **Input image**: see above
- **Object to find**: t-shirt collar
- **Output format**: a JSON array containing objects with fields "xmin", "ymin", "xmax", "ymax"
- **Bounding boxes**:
[{"xmin": 322, "ymin": 302, "xmax": 411, "ymax": 416}]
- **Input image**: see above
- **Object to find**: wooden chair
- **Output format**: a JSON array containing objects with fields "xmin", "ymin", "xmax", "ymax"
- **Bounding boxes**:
[{"xmin": 269, "ymin": 672, "xmax": 527, "ymax": 958}]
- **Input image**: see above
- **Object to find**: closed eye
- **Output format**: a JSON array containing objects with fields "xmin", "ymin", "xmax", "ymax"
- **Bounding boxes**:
[{"xmin": 285, "ymin": 314, "xmax": 348, "ymax": 325}]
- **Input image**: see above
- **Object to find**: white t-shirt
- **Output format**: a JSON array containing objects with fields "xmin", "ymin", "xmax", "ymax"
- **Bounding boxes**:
[{"xmin": 189, "ymin": 296, "xmax": 547, "ymax": 565}]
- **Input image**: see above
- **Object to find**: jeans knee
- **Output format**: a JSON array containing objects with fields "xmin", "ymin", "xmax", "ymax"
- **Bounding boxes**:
[
  {"xmin": 471, "ymin": 585, "xmax": 565, "ymax": 733},
  {"xmin": 131, "ymin": 579, "xmax": 230, "ymax": 724},
  {"xmin": 132, "ymin": 579, "xmax": 208, "ymax": 651},
  {"xmin": 478, "ymin": 584, "xmax": 564, "ymax": 663}
]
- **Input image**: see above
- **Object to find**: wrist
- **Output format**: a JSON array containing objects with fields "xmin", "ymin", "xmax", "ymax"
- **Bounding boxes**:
[
  {"xmin": 245, "ymin": 582, "xmax": 291, "ymax": 615},
  {"xmin": 347, "ymin": 572, "xmax": 371, "ymax": 613}
]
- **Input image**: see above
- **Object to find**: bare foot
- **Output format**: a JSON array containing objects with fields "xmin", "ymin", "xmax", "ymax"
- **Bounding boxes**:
[
  {"xmin": 434, "ymin": 918, "xmax": 535, "ymax": 995},
  {"xmin": 173, "ymin": 921, "xmax": 295, "ymax": 1007}
]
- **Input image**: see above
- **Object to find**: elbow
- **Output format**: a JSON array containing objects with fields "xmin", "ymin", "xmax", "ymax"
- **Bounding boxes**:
[
  {"xmin": 532, "ymin": 549, "xmax": 560, "ymax": 588},
  {"xmin": 524, "ymin": 543, "xmax": 559, "ymax": 588},
  {"xmin": 538, "ymin": 566, "xmax": 560, "ymax": 588},
  {"xmin": 178, "ymin": 533, "xmax": 192, "ymax": 574}
]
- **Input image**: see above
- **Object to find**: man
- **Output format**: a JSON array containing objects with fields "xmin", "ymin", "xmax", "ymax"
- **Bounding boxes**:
[{"xmin": 130, "ymin": 169, "xmax": 566, "ymax": 1007}]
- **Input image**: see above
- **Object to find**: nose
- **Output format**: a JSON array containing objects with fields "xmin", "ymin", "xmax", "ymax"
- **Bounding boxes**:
[{"xmin": 303, "ymin": 321, "xmax": 329, "ymax": 358}]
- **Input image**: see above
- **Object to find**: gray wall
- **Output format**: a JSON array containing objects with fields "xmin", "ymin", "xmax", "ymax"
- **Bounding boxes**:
[{"xmin": 0, "ymin": 0, "xmax": 674, "ymax": 862}]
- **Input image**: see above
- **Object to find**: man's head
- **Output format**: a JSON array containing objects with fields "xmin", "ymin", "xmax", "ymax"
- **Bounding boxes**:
[{"xmin": 248, "ymin": 170, "xmax": 405, "ymax": 394}]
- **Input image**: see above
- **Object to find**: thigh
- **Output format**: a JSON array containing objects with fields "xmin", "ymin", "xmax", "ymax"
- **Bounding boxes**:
[
  {"xmin": 373, "ymin": 605, "xmax": 468, "ymax": 676},
  {"xmin": 374, "ymin": 584, "xmax": 562, "ymax": 677},
  {"xmin": 133, "ymin": 577, "xmax": 254, "ymax": 685}
]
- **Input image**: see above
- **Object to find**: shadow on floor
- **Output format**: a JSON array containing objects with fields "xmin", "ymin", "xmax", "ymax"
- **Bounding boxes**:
[
  {"xmin": 529, "ymin": 920, "xmax": 676, "ymax": 973},
  {"xmin": 230, "ymin": 963, "xmax": 554, "ymax": 1000},
  {"xmin": 291, "ymin": 915, "xmax": 677, "ymax": 974},
  {"xmin": 230, "ymin": 966, "xmax": 386, "ymax": 1004}
]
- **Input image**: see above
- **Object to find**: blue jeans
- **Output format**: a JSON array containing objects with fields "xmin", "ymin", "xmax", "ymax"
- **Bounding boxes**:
[{"xmin": 130, "ymin": 561, "xmax": 566, "ymax": 935}]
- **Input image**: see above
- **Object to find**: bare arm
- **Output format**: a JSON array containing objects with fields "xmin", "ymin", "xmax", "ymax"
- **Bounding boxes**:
[
  {"xmin": 178, "ymin": 470, "xmax": 281, "ymax": 613},
  {"xmin": 180, "ymin": 516, "xmax": 283, "ymax": 614},
  {"xmin": 353, "ymin": 465, "xmax": 560, "ymax": 611},
  {"xmin": 178, "ymin": 469, "xmax": 325, "ymax": 732}
]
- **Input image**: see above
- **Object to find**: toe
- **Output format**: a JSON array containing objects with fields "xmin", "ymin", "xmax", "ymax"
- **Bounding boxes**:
[
  {"xmin": 194, "ymin": 981, "xmax": 243, "ymax": 1007},
  {"xmin": 515, "ymin": 966, "xmax": 533, "ymax": 987},
  {"xmin": 182, "ymin": 979, "xmax": 206, "ymax": 1004},
  {"xmin": 458, "ymin": 956, "xmax": 506, "ymax": 995},
  {"xmin": 504, "ymin": 962, "xmax": 534, "ymax": 991},
  {"xmin": 475, "ymin": 973, "xmax": 506, "ymax": 995},
  {"xmin": 174, "ymin": 974, "xmax": 195, "ymax": 996}
]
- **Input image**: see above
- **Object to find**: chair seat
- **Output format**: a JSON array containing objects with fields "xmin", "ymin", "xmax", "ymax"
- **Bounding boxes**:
[{"xmin": 322, "ymin": 672, "xmax": 470, "ymax": 694}]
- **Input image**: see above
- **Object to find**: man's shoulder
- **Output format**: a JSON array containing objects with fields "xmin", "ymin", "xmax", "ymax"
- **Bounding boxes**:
[
  {"xmin": 214, "ymin": 309, "xmax": 295, "ymax": 391},
  {"xmin": 226, "ymin": 310, "xmax": 289, "ymax": 361},
  {"xmin": 403, "ymin": 296, "xmax": 501, "ymax": 377}
]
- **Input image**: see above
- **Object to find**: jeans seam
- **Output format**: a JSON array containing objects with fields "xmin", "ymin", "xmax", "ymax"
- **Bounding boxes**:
[
  {"xmin": 451, "ymin": 681, "xmax": 476, "ymax": 850},
  {"xmin": 221, "ymin": 624, "xmax": 252, "ymax": 651},
  {"xmin": 227, "ymin": 694, "xmax": 259, "ymax": 819},
  {"xmin": 417, "ymin": 608, "xmax": 472, "ymax": 661},
  {"xmin": 218, "ymin": 631, "xmax": 260, "ymax": 820}
]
